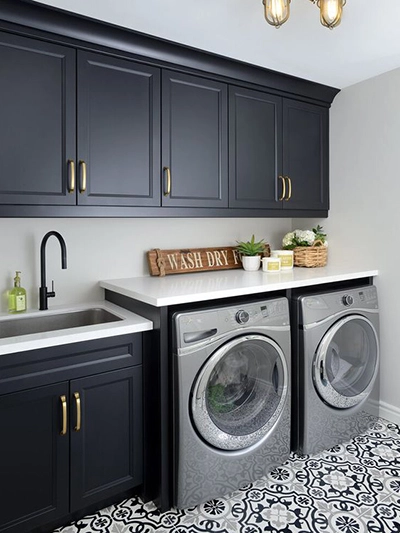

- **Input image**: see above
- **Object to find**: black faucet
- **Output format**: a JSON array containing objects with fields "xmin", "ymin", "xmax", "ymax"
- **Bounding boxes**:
[{"xmin": 39, "ymin": 231, "xmax": 67, "ymax": 310}]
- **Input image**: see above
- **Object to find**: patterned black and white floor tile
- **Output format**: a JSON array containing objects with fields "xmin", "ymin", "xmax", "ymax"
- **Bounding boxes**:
[{"xmin": 54, "ymin": 418, "xmax": 400, "ymax": 533}]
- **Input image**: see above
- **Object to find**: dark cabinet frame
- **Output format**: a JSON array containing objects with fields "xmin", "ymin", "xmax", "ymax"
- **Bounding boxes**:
[
  {"xmin": 77, "ymin": 51, "xmax": 161, "ymax": 207},
  {"xmin": 0, "ymin": 31, "xmax": 76, "ymax": 207},
  {"xmin": 229, "ymin": 85, "xmax": 283, "ymax": 210},
  {"xmin": 0, "ymin": 0, "xmax": 339, "ymax": 218},
  {"xmin": 0, "ymin": 334, "xmax": 143, "ymax": 533},
  {"xmin": 161, "ymin": 70, "xmax": 228, "ymax": 208}
]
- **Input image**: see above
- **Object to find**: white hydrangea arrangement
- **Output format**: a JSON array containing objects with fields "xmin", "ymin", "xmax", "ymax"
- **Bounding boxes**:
[{"xmin": 282, "ymin": 225, "xmax": 328, "ymax": 250}]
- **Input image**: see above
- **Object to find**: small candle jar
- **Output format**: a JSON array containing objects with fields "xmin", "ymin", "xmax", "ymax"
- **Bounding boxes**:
[
  {"xmin": 262, "ymin": 256, "xmax": 281, "ymax": 272},
  {"xmin": 271, "ymin": 250, "xmax": 294, "ymax": 270}
]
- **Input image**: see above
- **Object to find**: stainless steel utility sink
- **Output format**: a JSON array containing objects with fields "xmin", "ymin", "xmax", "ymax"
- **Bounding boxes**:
[{"xmin": 0, "ymin": 308, "xmax": 123, "ymax": 340}]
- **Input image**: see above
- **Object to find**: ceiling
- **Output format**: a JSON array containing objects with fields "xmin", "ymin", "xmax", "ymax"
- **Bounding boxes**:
[{"xmin": 32, "ymin": 0, "xmax": 400, "ymax": 89}]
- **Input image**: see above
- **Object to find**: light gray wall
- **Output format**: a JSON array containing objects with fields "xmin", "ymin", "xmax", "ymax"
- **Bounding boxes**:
[
  {"xmin": 302, "ymin": 67, "xmax": 400, "ymax": 424},
  {"xmin": 0, "ymin": 217, "xmax": 291, "ymax": 312}
]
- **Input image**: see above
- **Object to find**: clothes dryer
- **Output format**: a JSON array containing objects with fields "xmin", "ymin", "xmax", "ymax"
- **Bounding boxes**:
[
  {"xmin": 172, "ymin": 297, "xmax": 291, "ymax": 509},
  {"xmin": 292, "ymin": 285, "xmax": 380, "ymax": 455}
]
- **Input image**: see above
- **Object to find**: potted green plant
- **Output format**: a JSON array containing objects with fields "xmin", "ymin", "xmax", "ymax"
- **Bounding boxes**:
[{"xmin": 236, "ymin": 235, "xmax": 265, "ymax": 271}]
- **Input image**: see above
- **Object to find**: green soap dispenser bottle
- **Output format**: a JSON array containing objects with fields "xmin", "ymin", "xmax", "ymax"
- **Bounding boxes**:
[{"xmin": 8, "ymin": 271, "xmax": 27, "ymax": 313}]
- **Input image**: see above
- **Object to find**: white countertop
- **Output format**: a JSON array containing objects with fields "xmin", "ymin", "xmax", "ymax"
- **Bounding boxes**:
[
  {"xmin": 0, "ymin": 300, "xmax": 153, "ymax": 356},
  {"xmin": 100, "ymin": 263, "xmax": 378, "ymax": 307}
]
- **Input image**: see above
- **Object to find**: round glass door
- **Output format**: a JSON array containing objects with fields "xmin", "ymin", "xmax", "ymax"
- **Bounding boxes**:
[
  {"xmin": 191, "ymin": 334, "xmax": 288, "ymax": 451},
  {"xmin": 313, "ymin": 315, "xmax": 379, "ymax": 409}
]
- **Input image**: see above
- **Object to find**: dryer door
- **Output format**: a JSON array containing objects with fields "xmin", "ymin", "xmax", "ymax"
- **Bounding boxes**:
[
  {"xmin": 191, "ymin": 334, "xmax": 288, "ymax": 451},
  {"xmin": 313, "ymin": 315, "xmax": 379, "ymax": 409}
]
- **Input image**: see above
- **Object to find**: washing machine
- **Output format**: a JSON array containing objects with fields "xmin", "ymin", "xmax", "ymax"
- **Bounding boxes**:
[
  {"xmin": 292, "ymin": 284, "xmax": 380, "ymax": 456},
  {"xmin": 172, "ymin": 297, "xmax": 291, "ymax": 509}
]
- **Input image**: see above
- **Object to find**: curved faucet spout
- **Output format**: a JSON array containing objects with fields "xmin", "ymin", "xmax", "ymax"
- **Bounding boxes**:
[{"xmin": 39, "ymin": 231, "xmax": 68, "ymax": 311}]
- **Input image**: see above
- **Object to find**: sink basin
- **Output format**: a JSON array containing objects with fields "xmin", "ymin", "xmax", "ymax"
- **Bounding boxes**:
[{"xmin": 0, "ymin": 308, "xmax": 123, "ymax": 340}]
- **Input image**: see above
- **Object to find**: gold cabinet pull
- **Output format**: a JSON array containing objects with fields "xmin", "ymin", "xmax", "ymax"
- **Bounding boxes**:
[
  {"xmin": 79, "ymin": 160, "xmax": 87, "ymax": 193},
  {"xmin": 285, "ymin": 176, "xmax": 292, "ymax": 201},
  {"xmin": 68, "ymin": 160, "xmax": 75, "ymax": 193},
  {"xmin": 163, "ymin": 167, "xmax": 171, "ymax": 197},
  {"xmin": 278, "ymin": 175, "xmax": 286, "ymax": 201},
  {"xmin": 73, "ymin": 392, "xmax": 81, "ymax": 432},
  {"xmin": 60, "ymin": 395, "xmax": 67, "ymax": 436}
]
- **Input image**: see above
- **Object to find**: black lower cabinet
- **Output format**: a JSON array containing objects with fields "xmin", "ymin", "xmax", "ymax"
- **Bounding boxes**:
[
  {"xmin": 0, "ymin": 365, "xmax": 142, "ymax": 533},
  {"xmin": 0, "ymin": 383, "xmax": 70, "ymax": 533},
  {"xmin": 70, "ymin": 367, "xmax": 142, "ymax": 511}
]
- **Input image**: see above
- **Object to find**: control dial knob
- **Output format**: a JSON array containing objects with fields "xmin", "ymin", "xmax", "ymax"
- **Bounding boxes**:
[
  {"xmin": 342, "ymin": 294, "xmax": 354, "ymax": 306},
  {"xmin": 235, "ymin": 310, "xmax": 250, "ymax": 324}
]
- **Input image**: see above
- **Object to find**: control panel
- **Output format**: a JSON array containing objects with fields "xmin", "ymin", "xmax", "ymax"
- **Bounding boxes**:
[
  {"xmin": 175, "ymin": 297, "xmax": 290, "ymax": 349},
  {"xmin": 300, "ymin": 285, "xmax": 378, "ymax": 326}
]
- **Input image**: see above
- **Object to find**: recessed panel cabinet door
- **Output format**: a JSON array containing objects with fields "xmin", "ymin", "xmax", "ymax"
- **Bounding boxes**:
[
  {"xmin": 229, "ymin": 86, "xmax": 282, "ymax": 209},
  {"xmin": 69, "ymin": 367, "xmax": 142, "ymax": 511},
  {"xmin": 162, "ymin": 71, "xmax": 228, "ymax": 207},
  {"xmin": 0, "ymin": 383, "xmax": 69, "ymax": 533},
  {"xmin": 77, "ymin": 51, "xmax": 161, "ymax": 206},
  {"xmin": 282, "ymin": 99, "xmax": 329, "ymax": 210},
  {"xmin": 0, "ymin": 32, "xmax": 76, "ymax": 205}
]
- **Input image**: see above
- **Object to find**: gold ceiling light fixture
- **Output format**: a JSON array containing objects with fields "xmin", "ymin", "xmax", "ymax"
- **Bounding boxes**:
[{"xmin": 262, "ymin": 0, "xmax": 346, "ymax": 30}]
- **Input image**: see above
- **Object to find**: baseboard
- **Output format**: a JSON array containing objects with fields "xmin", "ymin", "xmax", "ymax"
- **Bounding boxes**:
[{"xmin": 379, "ymin": 401, "xmax": 400, "ymax": 426}]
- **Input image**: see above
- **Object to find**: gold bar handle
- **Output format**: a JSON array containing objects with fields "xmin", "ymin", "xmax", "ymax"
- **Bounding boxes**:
[
  {"xmin": 278, "ymin": 175, "xmax": 286, "ymax": 201},
  {"xmin": 60, "ymin": 395, "xmax": 67, "ymax": 436},
  {"xmin": 68, "ymin": 160, "xmax": 75, "ymax": 193},
  {"xmin": 163, "ymin": 167, "xmax": 171, "ymax": 197},
  {"xmin": 285, "ymin": 176, "xmax": 292, "ymax": 201},
  {"xmin": 73, "ymin": 392, "xmax": 81, "ymax": 432},
  {"xmin": 79, "ymin": 160, "xmax": 87, "ymax": 193}
]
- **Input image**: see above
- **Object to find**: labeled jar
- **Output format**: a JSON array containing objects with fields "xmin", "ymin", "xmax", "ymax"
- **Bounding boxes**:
[
  {"xmin": 271, "ymin": 250, "xmax": 294, "ymax": 270},
  {"xmin": 262, "ymin": 257, "xmax": 281, "ymax": 273}
]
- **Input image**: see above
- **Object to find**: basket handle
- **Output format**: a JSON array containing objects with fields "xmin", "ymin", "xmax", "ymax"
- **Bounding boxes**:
[{"xmin": 312, "ymin": 239, "xmax": 325, "ymax": 248}]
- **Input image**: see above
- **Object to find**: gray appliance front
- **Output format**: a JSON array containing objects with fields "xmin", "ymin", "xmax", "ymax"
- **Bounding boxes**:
[
  {"xmin": 173, "ymin": 298, "xmax": 291, "ymax": 509},
  {"xmin": 299, "ymin": 286, "xmax": 380, "ymax": 455},
  {"xmin": 313, "ymin": 314, "xmax": 379, "ymax": 409}
]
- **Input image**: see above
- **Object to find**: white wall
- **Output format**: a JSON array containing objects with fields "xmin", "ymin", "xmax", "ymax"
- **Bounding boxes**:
[
  {"xmin": 0, "ymin": 217, "xmax": 291, "ymax": 313},
  {"xmin": 301, "ymin": 67, "xmax": 400, "ymax": 424}
]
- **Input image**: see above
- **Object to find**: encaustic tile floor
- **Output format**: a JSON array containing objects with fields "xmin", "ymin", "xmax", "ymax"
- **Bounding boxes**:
[{"xmin": 55, "ymin": 418, "xmax": 400, "ymax": 533}]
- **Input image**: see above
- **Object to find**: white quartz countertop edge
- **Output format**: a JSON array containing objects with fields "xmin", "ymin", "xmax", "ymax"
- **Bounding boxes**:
[
  {"xmin": 100, "ymin": 266, "xmax": 379, "ymax": 307},
  {"xmin": 0, "ymin": 300, "xmax": 153, "ymax": 356}
]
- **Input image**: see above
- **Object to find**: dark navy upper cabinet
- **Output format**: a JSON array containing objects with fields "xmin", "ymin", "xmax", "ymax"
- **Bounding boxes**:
[
  {"xmin": 229, "ymin": 86, "xmax": 282, "ymax": 209},
  {"xmin": 77, "ymin": 52, "xmax": 161, "ymax": 207},
  {"xmin": 282, "ymin": 99, "xmax": 329, "ymax": 211},
  {"xmin": 0, "ymin": 31, "xmax": 76, "ymax": 206},
  {"xmin": 161, "ymin": 71, "xmax": 228, "ymax": 208},
  {"xmin": 229, "ymin": 85, "xmax": 329, "ymax": 211},
  {"xmin": 0, "ymin": 2, "xmax": 337, "ymax": 216}
]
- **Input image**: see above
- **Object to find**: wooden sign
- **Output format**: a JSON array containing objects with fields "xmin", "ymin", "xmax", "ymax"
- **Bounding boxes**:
[{"xmin": 147, "ymin": 245, "xmax": 270, "ymax": 276}]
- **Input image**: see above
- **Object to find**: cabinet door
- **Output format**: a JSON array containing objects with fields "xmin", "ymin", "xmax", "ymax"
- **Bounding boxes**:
[
  {"xmin": 70, "ymin": 367, "xmax": 142, "ymax": 511},
  {"xmin": 229, "ymin": 86, "xmax": 283, "ymax": 209},
  {"xmin": 282, "ymin": 99, "xmax": 329, "ymax": 210},
  {"xmin": 77, "ymin": 51, "xmax": 161, "ymax": 206},
  {"xmin": 0, "ymin": 32, "xmax": 76, "ymax": 206},
  {"xmin": 162, "ymin": 70, "xmax": 228, "ymax": 207},
  {"xmin": 0, "ymin": 383, "xmax": 69, "ymax": 533}
]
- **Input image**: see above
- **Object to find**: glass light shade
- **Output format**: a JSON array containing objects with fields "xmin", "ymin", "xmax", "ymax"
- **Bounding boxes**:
[
  {"xmin": 263, "ymin": 0, "xmax": 291, "ymax": 28},
  {"xmin": 318, "ymin": 0, "xmax": 346, "ymax": 29}
]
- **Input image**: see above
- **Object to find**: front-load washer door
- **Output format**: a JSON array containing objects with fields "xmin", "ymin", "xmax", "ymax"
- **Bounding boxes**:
[
  {"xmin": 191, "ymin": 334, "xmax": 288, "ymax": 451},
  {"xmin": 313, "ymin": 315, "xmax": 379, "ymax": 409}
]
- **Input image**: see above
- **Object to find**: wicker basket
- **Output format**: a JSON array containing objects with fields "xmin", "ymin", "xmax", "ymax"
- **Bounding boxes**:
[{"xmin": 293, "ymin": 240, "xmax": 328, "ymax": 268}]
